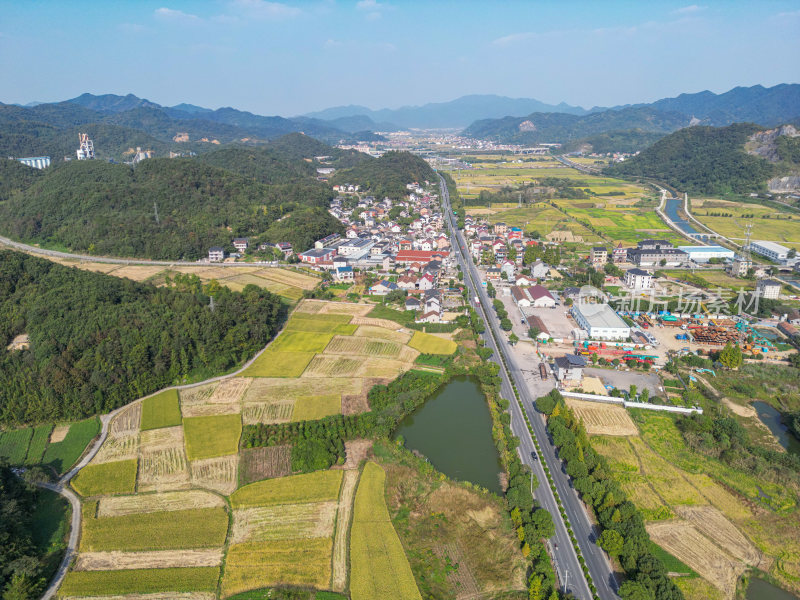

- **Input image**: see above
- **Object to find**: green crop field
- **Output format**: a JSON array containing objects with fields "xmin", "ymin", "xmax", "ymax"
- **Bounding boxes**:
[
  {"xmin": 231, "ymin": 470, "xmax": 343, "ymax": 508},
  {"xmin": 291, "ymin": 395, "xmax": 341, "ymax": 422},
  {"xmin": 222, "ymin": 538, "xmax": 333, "ymax": 596},
  {"xmin": 141, "ymin": 389, "xmax": 182, "ymax": 430},
  {"xmin": 31, "ymin": 487, "xmax": 70, "ymax": 554},
  {"xmin": 183, "ymin": 413, "xmax": 242, "ymax": 461},
  {"xmin": 60, "ymin": 567, "xmax": 220, "ymax": 596},
  {"xmin": 693, "ymin": 198, "xmax": 800, "ymax": 249},
  {"xmin": 25, "ymin": 423, "xmax": 53, "ymax": 465},
  {"xmin": 71, "ymin": 459, "xmax": 138, "ymax": 497},
  {"xmin": 0, "ymin": 427, "xmax": 33, "ymax": 464},
  {"xmin": 350, "ymin": 462, "xmax": 421, "ymax": 600},
  {"xmin": 42, "ymin": 417, "xmax": 100, "ymax": 474},
  {"xmin": 408, "ymin": 331, "xmax": 457, "ymax": 355},
  {"xmin": 80, "ymin": 507, "xmax": 228, "ymax": 551},
  {"xmin": 242, "ymin": 349, "xmax": 316, "ymax": 377},
  {"xmin": 270, "ymin": 331, "xmax": 334, "ymax": 353}
]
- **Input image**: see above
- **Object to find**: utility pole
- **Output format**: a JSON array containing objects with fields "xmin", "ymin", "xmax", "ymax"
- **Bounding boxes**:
[{"xmin": 153, "ymin": 201, "xmax": 160, "ymax": 224}]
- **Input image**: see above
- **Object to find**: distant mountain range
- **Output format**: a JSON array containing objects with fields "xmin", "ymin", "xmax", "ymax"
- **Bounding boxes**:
[{"xmin": 460, "ymin": 84, "xmax": 800, "ymax": 145}]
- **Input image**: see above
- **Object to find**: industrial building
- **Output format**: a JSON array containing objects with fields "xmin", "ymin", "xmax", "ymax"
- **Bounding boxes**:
[
  {"xmin": 571, "ymin": 303, "xmax": 631, "ymax": 340},
  {"xmin": 749, "ymin": 240, "xmax": 790, "ymax": 263},
  {"xmin": 677, "ymin": 245, "xmax": 735, "ymax": 263},
  {"xmin": 15, "ymin": 156, "xmax": 50, "ymax": 169},
  {"xmin": 756, "ymin": 279, "xmax": 781, "ymax": 300}
]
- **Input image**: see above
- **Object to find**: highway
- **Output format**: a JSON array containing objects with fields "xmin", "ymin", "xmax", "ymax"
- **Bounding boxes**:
[{"xmin": 439, "ymin": 174, "xmax": 619, "ymax": 600}]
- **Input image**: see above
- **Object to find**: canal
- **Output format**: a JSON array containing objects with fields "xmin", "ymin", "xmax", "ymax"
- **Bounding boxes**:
[
  {"xmin": 664, "ymin": 198, "xmax": 699, "ymax": 236},
  {"xmin": 753, "ymin": 401, "xmax": 800, "ymax": 455},
  {"xmin": 394, "ymin": 376, "xmax": 504, "ymax": 494}
]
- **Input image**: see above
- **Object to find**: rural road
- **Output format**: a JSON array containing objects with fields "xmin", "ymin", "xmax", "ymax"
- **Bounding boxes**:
[
  {"xmin": 0, "ymin": 233, "xmax": 282, "ymax": 268},
  {"xmin": 439, "ymin": 174, "xmax": 619, "ymax": 600}
]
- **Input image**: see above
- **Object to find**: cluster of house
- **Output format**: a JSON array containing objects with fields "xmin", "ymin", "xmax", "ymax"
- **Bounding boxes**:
[{"xmin": 208, "ymin": 238, "xmax": 293, "ymax": 262}]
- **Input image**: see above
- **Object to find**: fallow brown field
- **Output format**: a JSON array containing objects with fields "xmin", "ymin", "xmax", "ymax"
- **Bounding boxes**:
[
  {"xmin": 239, "ymin": 446, "xmax": 292, "ymax": 485},
  {"xmin": 565, "ymin": 399, "xmax": 638, "ymax": 436}
]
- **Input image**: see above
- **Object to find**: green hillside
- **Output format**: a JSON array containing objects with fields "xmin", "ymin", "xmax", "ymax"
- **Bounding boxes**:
[
  {"xmin": 607, "ymin": 123, "xmax": 778, "ymax": 195},
  {"xmin": 331, "ymin": 150, "xmax": 435, "ymax": 198},
  {"xmin": 0, "ymin": 250, "xmax": 285, "ymax": 426}
]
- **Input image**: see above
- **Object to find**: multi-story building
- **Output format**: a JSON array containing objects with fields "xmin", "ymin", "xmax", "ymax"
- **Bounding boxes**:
[
  {"xmin": 15, "ymin": 156, "xmax": 50, "ymax": 169},
  {"xmin": 591, "ymin": 246, "xmax": 608, "ymax": 265},
  {"xmin": 749, "ymin": 240, "xmax": 790, "ymax": 263},
  {"xmin": 625, "ymin": 268, "xmax": 653, "ymax": 290},
  {"xmin": 627, "ymin": 248, "xmax": 689, "ymax": 267},
  {"xmin": 208, "ymin": 247, "xmax": 225, "ymax": 262},
  {"xmin": 756, "ymin": 279, "xmax": 781, "ymax": 300}
]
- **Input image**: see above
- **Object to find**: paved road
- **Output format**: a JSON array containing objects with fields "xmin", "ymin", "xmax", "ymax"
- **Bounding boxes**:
[
  {"xmin": 0, "ymin": 233, "xmax": 282, "ymax": 267},
  {"xmin": 440, "ymin": 174, "xmax": 619, "ymax": 600}
]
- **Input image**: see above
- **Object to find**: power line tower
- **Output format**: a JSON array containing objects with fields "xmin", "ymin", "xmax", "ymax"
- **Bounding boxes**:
[
  {"xmin": 742, "ymin": 222, "xmax": 753, "ymax": 263},
  {"xmin": 153, "ymin": 202, "xmax": 160, "ymax": 225}
]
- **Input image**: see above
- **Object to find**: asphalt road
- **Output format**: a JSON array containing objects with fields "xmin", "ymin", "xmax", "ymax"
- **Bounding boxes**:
[{"xmin": 439, "ymin": 174, "xmax": 619, "ymax": 600}]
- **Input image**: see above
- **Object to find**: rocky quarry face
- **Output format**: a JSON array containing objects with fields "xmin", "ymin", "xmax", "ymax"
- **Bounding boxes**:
[
  {"xmin": 768, "ymin": 176, "xmax": 800, "ymax": 193},
  {"xmin": 746, "ymin": 125, "xmax": 799, "ymax": 162}
]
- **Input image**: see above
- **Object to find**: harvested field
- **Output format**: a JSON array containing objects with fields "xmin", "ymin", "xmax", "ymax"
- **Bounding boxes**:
[
  {"xmin": 317, "ymin": 302, "xmax": 373, "ymax": 316},
  {"xmin": 231, "ymin": 470, "xmax": 343, "ymax": 508},
  {"xmin": 341, "ymin": 386, "xmax": 371, "ymax": 416},
  {"xmin": 239, "ymin": 446, "xmax": 292, "ymax": 485},
  {"xmin": 110, "ymin": 404, "xmax": 141, "ymax": 435},
  {"xmin": 565, "ymin": 399, "xmax": 639, "ymax": 436},
  {"xmin": 674, "ymin": 506, "xmax": 761, "ymax": 566},
  {"xmin": 50, "ymin": 425, "xmax": 70, "ymax": 443},
  {"xmin": 256, "ymin": 268, "xmax": 319, "ymax": 290},
  {"xmin": 179, "ymin": 383, "xmax": 217, "ymax": 407},
  {"xmin": 183, "ymin": 414, "xmax": 241, "ymax": 461},
  {"xmin": 98, "ymin": 491, "xmax": 224, "ymax": 518},
  {"xmin": 358, "ymin": 357, "xmax": 414, "ymax": 379},
  {"xmin": 332, "ymin": 470, "xmax": 359, "ymax": 592},
  {"xmin": 140, "ymin": 390, "xmax": 182, "ymax": 431},
  {"xmin": 408, "ymin": 331, "xmax": 457, "ymax": 355},
  {"xmin": 72, "ymin": 459, "xmax": 138, "ymax": 497},
  {"xmin": 243, "ymin": 377, "xmax": 361, "ymax": 404},
  {"xmin": 351, "ymin": 315, "xmax": 404, "ymax": 329},
  {"xmin": 208, "ymin": 378, "xmax": 250, "ymax": 404},
  {"xmin": 683, "ymin": 473, "xmax": 752, "ymax": 520},
  {"xmin": 350, "ymin": 462, "xmax": 421, "ymax": 600},
  {"xmin": 270, "ymin": 331, "xmax": 333, "ymax": 353},
  {"xmin": 80, "ymin": 508, "xmax": 229, "ymax": 552},
  {"xmin": 230, "ymin": 501, "xmax": 337, "ymax": 543},
  {"xmin": 647, "ymin": 520, "xmax": 745, "ymax": 598},
  {"xmin": 353, "ymin": 325, "xmax": 411, "ymax": 344},
  {"xmin": 190, "ymin": 455, "xmax": 239, "ymax": 495},
  {"xmin": 242, "ymin": 401, "xmax": 294, "ymax": 425},
  {"xmin": 326, "ymin": 335, "xmax": 402, "ymax": 358},
  {"xmin": 138, "ymin": 427, "xmax": 190, "ymax": 492},
  {"xmin": 92, "ymin": 434, "xmax": 138, "ymax": 464},
  {"xmin": 241, "ymin": 350, "xmax": 315, "ymax": 378},
  {"xmin": 59, "ymin": 567, "xmax": 220, "ymax": 596},
  {"xmin": 180, "ymin": 401, "xmax": 242, "ymax": 418},
  {"xmin": 292, "ymin": 395, "xmax": 341, "ymax": 422},
  {"xmin": 302, "ymin": 355, "xmax": 361, "ymax": 378},
  {"xmin": 109, "ymin": 265, "xmax": 166, "ymax": 280},
  {"xmin": 74, "ymin": 548, "xmax": 223, "ymax": 571},
  {"xmin": 294, "ymin": 300, "xmax": 326, "ymax": 314},
  {"xmin": 221, "ymin": 538, "xmax": 332, "ymax": 596},
  {"xmin": 61, "ymin": 594, "xmax": 215, "ymax": 600},
  {"xmin": 630, "ymin": 437, "xmax": 706, "ymax": 507}
]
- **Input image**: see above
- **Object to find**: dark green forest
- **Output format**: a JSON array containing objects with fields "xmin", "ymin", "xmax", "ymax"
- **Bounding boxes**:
[
  {"xmin": 608, "ymin": 123, "xmax": 777, "ymax": 195},
  {"xmin": 560, "ymin": 129, "xmax": 667, "ymax": 154},
  {"xmin": 0, "ymin": 251, "xmax": 285, "ymax": 426},
  {"xmin": 331, "ymin": 150, "xmax": 435, "ymax": 198},
  {"xmin": 0, "ymin": 156, "xmax": 341, "ymax": 259}
]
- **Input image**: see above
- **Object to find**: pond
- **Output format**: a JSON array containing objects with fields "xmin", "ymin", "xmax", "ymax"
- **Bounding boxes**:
[
  {"xmin": 746, "ymin": 577, "xmax": 800, "ymax": 600},
  {"xmin": 394, "ymin": 376, "xmax": 504, "ymax": 494},
  {"xmin": 753, "ymin": 401, "xmax": 800, "ymax": 455}
]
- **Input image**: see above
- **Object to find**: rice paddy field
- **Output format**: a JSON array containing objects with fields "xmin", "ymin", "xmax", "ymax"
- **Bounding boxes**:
[
  {"xmin": 692, "ymin": 198, "xmax": 800, "ymax": 250},
  {"xmin": 591, "ymin": 411, "xmax": 800, "ymax": 599},
  {"xmin": 55, "ymin": 300, "xmax": 432, "ymax": 599},
  {"xmin": 45, "ymin": 258, "xmax": 321, "ymax": 301}
]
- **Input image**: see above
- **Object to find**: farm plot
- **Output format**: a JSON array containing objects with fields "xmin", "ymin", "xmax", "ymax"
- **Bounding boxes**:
[
  {"xmin": 231, "ymin": 470, "xmax": 343, "ymax": 508},
  {"xmin": 350, "ymin": 462, "xmax": 421, "ymax": 600},
  {"xmin": 110, "ymin": 403, "xmax": 141, "ymax": 435},
  {"xmin": 221, "ymin": 537, "xmax": 333, "ymax": 596},
  {"xmin": 91, "ymin": 432, "xmax": 138, "ymax": 464},
  {"xmin": 357, "ymin": 357, "xmax": 415, "ymax": 379},
  {"xmin": 181, "ymin": 377, "xmax": 249, "ymax": 417},
  {"xmin": 98, "ymin": 490, "xmax": 224, "ymax": 518},
  {"xmin": 630, "ymin": 437, "xmax": 707, "ymax": 507},
  {"xmin": 326, "ymin": 335, "xmax": 403, "ymax": 358},
  {"xmin": 80, "ymin": 507, "xmax": 229, "ymax": 552},
  {"xmin": 316, "ymin": 301, "xmax": 374, "ymax": 316},
  {"xmin": 674, "ymin": 506, "xmax": 761, "ymax": 566},
  {"xmin": 72, "ymin": 459, "xmax": 138, "ymax": 497},
  {"xmin": 59, "ymin": 566, "xmax": 220, "ymax": 597},
  {"xmin": 141, "ymin": 389, "xmax": 182, "ymax": 431},
  {"xmin": 137, "ymin": 426, "xmax": 190, "ymax": 492},
  {"xmin": 332, "ymin": 470, "xmax": 359, "ymax": 592},
  {"xmin": 350, "ymin": 316, "xmax": 404, "ymax": 330},
  {"xmin": 74, "ymin": 548, "xmax": 223, "ymax": 571},
  {"xmin": 42, "ymin": 417, "xmax": 100, "ymax": 474},
  {"xmin": 24, "ymin": 423, "xmax": 53, "ymax": 464},
  {"xmin": 242, "ymin": 349, "xmax": 316, "ymax": 378},
  {"xmin": 292, "ymin": 395, "xmax": 341, "ymax": 422},
  {"xmin": 256, "ymin": 268, "xmax": 320, "ymax": 290},
  {"xmin": 244, "ymin": 377, "xmax": 361, "ymax": 404},
  {"xmin": 179, "ymin": 382, "xmax": 218, "ymax": 406},
  {"xmin": 183, "ymin": 414, "xmax": 242, "ymax": 461},
  {"xmin": 565, "ymin": 399, "xmax": 639, "ymax": 436},
  {"xmin": 242, "ymin": 401, "xmax": 295, "ymax": 425},
  {"xmin": 230, "ymin": 501, "xmax": 337, "ymax": 543},
  {"xmin": 190, "ymin": 454, "xmax": 239, "ymax": 495},
  {"xmin": 270, "ymin": 331, "xmax": 334, "ymax": 353},
  {"xmin": 408, "ymin": 331, "xmax": 457, "ymax": 355},
  {"xmin": 302, "ymin": 355, "xmax": 361, "ymax": 378},
  {"xmin": 239, "ymin": 446, "xmax": 292, "ymax": 485},
  {"xmin": 353, "ymin": 325, "xmax": 411, "ymax": 344},
  {"xmin": 647, "ymin": 520, "xmax": 745, "ymax": 599},
  {"xmin": 0, "ymin": 427, "xmax": 33, "ymax": 464}
]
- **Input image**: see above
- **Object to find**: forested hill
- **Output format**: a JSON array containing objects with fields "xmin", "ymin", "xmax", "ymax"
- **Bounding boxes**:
[
  {"xmin": 606, "ymin": 123, "xmax": 784, "ymax": 195},
  {"xmin": 0, "ymin": 250, "xmax": 285, "ymax": 426},
  {"xmin": 331, "ymin": 151, "xmax": 435, "ymax": 198},
  {"xmin": 0, "ymin": 154, "xmax": 343, "ymax": 259}
]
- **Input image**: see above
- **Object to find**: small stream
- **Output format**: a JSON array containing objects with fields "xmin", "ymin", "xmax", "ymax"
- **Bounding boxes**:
[
  {"xmin": 753, "ymin": 401, "xmax": 800, "ymax": 455},
  {"xmin": 394, "ymin": 376, "xmax": 504, "ymax": 494}
]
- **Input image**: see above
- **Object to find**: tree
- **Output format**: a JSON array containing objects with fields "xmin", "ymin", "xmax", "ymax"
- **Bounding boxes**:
[
  {"xmin": 598, "ymin": 529, "xmax": 624, "ymax": 557},
  {"xmin": 639, "ymin": 388, "xmax": 649, "ymax": 403},
  {"xmin": 509, "ymin": 333, "xmax": 519, "ymax": 345},
  {"xmin": 500, "ymin": 317, "xmax": 513, "ymax": 331},
  {"xmin": 719, "ymin": 341, "xmax": 743, "ymax": 369},
  {"xmin": 531, "ymin": 508, "xmax": 555, "ymax": 539},
  {"xmin": 660, "ymin": 259, "xmax": 667, "ymax": 267},
  {"xmin": 618, "ymin": 580, "xmax": 650, "ymax": 600},
  {"xmin": 789, "ymin": 352, "xmax": 800, "ymax": 369},
  {"xmin": 629, "ymin": 384, "xmax": 637, "ymax": 399},
  {"xmin": 529, "ymin": 326, "xmax": 541, "ymax": 339}
]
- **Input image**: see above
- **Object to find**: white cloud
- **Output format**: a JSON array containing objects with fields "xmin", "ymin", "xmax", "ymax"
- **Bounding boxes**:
[
  {"xmin": 230, "ymin": 0, "xmax": 301, "ymax": 19},
  {"xmin": 672, "ymin": 5, "xmax": 706, "ymax": 14},
  {"xmin": 491, "ymin": 31, "xmax": 538, "ymax": 46},
  {"xmin": 775, "ymin": 9, "xmax": 800, "ymax": 18},
  {"xmin": 154, "ymin": 7, "xmax": 201, "ymax": 21},
  {"xmin": 356, "ymin": 0, "xmax": 391, "ymax": 20}
]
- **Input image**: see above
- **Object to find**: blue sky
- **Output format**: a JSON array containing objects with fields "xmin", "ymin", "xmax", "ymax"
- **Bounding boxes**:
[{"xmin": 1, "ymin": 0, "xmax": 798, "ymax": 115}]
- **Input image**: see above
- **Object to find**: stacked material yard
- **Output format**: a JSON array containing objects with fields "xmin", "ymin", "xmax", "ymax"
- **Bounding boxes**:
[{"xmin": 691, "ymin": 327, "xmax": 739, "ymax": 345}]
